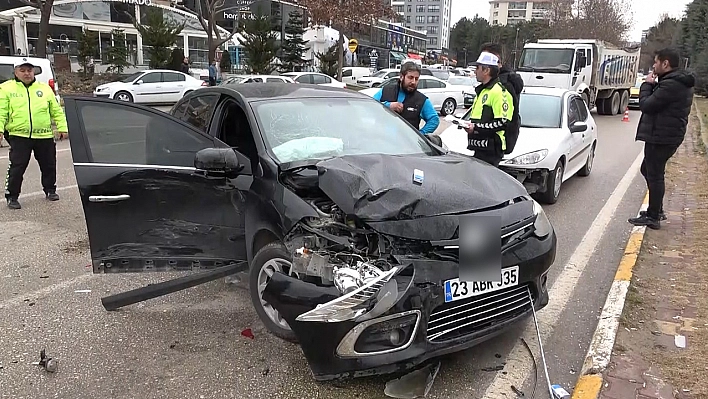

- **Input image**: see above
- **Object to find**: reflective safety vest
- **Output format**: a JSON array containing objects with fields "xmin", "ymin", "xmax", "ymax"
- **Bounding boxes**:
[
  {"xmin": 468, "ymin": 79, "xmax": 514, "ymax": 153},
  {"xmin": 0, "ymin": 79, "xmax": 67, "ymax": 139}
]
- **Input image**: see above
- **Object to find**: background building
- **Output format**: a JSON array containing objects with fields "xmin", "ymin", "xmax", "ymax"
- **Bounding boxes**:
[
  {"xmin": 390, "ymin": 0, "xmax": 452, "ymax": 53},
  {"xmin": 489, "ymin": 0, "xmax": 569, "ymax": 26}
]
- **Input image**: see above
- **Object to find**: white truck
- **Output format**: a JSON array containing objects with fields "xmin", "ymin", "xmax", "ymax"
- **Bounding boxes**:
[{"xmin": 516, "ymin": 39, "xmax": 641, "ymax": 116}]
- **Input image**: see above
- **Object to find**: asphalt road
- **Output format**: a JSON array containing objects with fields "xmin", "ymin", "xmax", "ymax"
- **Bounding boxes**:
[{"xmin": 0, "ymin": 107, "xmax": 648, "ymax": 399}]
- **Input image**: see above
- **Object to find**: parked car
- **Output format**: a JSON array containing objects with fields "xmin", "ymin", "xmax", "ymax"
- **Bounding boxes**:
[
  {"xmin": 359, "ymin": 75, "xmax": 465, "ymax": 116},
  {"xmin": 355, "ymin": 68, "xmax": 400, "ymax": 87},
  {"xmin": 93, "ymin": 69, "xmax": 207, "ymax": 104},
  {"xmin": 281, "ymin": 72, "xmax": 346, "ymax": 88},
  {"xmin": 221, "ymin": 74, "xmax": 295, "ymax": 84},
  {"xmin": 439, "ymin": 86, "xmax": 598, "ymax": 204},
  {"xmin": 341, "ymin": 67, "xmax": 372, "ymax": 84},
  {"xmin": 447, "ymin": 76, "xmax": 480, "ymax": 107},
  {"xmin": 0, "ymin": 55, "xmax": 60, "ymax": 104},
  {"xmin": 63, "ymin": 83, "xmax": 556, "ymax": 382}
]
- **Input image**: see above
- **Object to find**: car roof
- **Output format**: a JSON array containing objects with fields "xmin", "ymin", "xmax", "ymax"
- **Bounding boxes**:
[
  {"xmin": 520, "ymin": 86, "xmax": 572, "ymax": 97},
  {"xmin": 205, "ymin": 82, "xmax": 368, "ymax": 102}
]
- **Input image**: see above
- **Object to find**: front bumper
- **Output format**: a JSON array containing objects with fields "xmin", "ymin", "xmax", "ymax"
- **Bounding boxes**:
[
  {"xmin": 464, "ymin": 93, "xmax": 475, "ymax": 108},
  {"xmin": 629, "ymin": 96, "xmax": 639, "ymax": 107},
  {"xmin": 500, "ymin": 166, "xmax": 550, "ymax": 194},
  {"xmin": 93, "ymin": 92, "xmax": 111, "ymax": 98},
  {"xmin": 263, "ymin": 229, "xmax": 557, "ymax": 381}
]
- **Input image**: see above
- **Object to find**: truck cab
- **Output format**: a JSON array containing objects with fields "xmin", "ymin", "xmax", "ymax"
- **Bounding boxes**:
[{"xmin": 517, "ymin": 42, "xmax": 593, "ymax": 102}]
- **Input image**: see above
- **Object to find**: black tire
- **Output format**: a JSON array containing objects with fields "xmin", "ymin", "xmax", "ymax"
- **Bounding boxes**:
[
  {"xmin": 595, "ymin": 98, "xmax": 606, "ymax": 115},
  {"xmin": 619, "ymin": 90, "xmax": 629, "ymax": 113},
  {"xmin": 249, "ymin": 242, "xmax": 298, "ymax": 343},
  {"xmin": 114, "ymin": 91, "xmax": 133, "ymax": 102},
  {"xmin": 610, "ymin": 91, "xmax": 621, "ymax": 115},
  {"xmin": 539, "ymin": 160, "xmax": 564, "ymax": 204},
  {"xmin": 578, "ymin": 142, "xmax": 595, "ymax": 177},
  {"xmin": 440, "ymin": 98, "xmax": 457, "ymax": 116}
]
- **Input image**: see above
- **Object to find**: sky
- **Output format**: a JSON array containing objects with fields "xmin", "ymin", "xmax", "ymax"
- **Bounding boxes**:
[{"xmin": 450, "ymin": 0, "xmax": 692, "ymax": 42}]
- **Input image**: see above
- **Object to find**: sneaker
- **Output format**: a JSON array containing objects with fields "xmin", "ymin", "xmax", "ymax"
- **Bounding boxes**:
[
  {"xmin": 7, "ymin": 198, "xmax": 20, "ymax": 209},
  {"xmin": 45, "ymin": 192, "xmax": 59, "ymax": 201},
  {"xmin": 639, "ymin": 210, "xmax": 667, "ymax": 221},
  {"xmin": 628, "ymin": 215, "xmax": 660, "ymax": 230}
]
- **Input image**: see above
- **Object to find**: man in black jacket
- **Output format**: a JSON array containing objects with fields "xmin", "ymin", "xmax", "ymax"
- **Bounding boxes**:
[
  {"xmin": 480, "ymin": 43, "xmax": 524, "ymax": 154},
  {"xmin": 629, "ymin": 48, "xmax": 696, "ymax": 230}
]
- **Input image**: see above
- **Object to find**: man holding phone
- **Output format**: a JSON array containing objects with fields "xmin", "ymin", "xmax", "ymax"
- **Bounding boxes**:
[{"xmin": 628, "ymin": 48, "xmax": 695, "ymax": 230}]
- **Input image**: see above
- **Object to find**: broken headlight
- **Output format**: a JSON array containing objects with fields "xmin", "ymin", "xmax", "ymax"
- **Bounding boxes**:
[
  {"xmin": 295, "ymin": 264, "xmax": 402, "ymax": 323},
  {"xmin": 507, "ymin": 149, "xmax": 548, "ymax": 165},
  {"xmin": 532, "ymin": 200, "xmax": 552, "ymax": 238}
]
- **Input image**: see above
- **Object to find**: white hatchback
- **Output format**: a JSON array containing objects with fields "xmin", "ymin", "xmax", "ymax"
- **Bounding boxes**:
[
  {"xmin": 439, "ymin": 86, "xmax": 598, "ymax": 204},
  {"xmin": 281, "ymin": 72, "xmax": 347, "ymax": 88},
  {"xmin": 359, "ymin": 76, "xmax": 465, "ymax": 116},
  {"xmin": 93, "ymin": 69, "xmax": 207, "ymax": 104}
]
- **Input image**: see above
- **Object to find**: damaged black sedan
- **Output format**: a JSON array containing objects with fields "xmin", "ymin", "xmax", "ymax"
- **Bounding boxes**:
[{"xmin": 64, "ymin": 83, "xmax": 557, "ymax": 381}]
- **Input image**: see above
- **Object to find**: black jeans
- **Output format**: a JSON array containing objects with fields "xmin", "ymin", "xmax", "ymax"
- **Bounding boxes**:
[
  {"xmin": 4, "ymin": 135, "xmax": 57, "ymax": 199},
  {"xmin": 640, "ymin": 142, "xmax": 680, "ymax": 219}
]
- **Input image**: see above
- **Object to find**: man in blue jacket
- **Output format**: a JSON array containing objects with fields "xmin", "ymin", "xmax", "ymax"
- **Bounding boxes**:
[{"xmin": 372, "ymin": 62, "xmax": 439, "ymax": 135}]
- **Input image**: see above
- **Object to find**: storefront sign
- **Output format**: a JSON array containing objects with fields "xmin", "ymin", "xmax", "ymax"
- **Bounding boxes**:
[
  {"xmin": 108, "ymin": 0, "xmax": 152, "ymax": 6},
  {"xmin": 217, "ymin": 0, "xmax": 255, "ymax": 20}
]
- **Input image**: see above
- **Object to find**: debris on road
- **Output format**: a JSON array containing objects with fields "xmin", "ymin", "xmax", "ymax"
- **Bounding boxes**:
[
  {"xmin": 384, "ymin": 361, "xmax": 441, "ymax": 399},
  {"xmin": 74, "ymin": 289, "xmax": 92, "ymax": 293},
  {"xmin": 33, "ymin": 349, "xmax": 57, "ymax": 373},
  {"xmin": 241, "ymin": 328, "xmax": 254, "ymax": 339},
  {"xmin": 675, "ymin": 335, "xmax": 686, "ymax": 348}
]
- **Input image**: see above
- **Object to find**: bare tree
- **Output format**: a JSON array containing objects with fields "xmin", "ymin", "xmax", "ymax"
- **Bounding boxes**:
[
  {"xmin": 550, "ymin": 0, "xmax": 632, "ymax": 45},
  {"xmin": 19, "ymin": 0, "xmax": 54, "ymax": 57},
  {"xmin": 189, "ymin": 0, "xmax": 254, "ymax": 63},
  {"xmin": 299, "ymin": 0, "xmax": 399, "ymax": 81}
]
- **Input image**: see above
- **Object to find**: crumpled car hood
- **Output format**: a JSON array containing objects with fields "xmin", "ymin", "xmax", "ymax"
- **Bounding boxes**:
[{"xmin": 316, "ymin": 153, "xmax": 527, "ymax": 221}]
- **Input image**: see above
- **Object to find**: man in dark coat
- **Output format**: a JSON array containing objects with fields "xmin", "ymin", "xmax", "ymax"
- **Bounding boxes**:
[
  {"xmin": 480, "ymin": 43, "xmax": 524, "ymax": 154},
  {"xmin": 629, "ymin": 47, "xmax": 696, "ymax": 230}
]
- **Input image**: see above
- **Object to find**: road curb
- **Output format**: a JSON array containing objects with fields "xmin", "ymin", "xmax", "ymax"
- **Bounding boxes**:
[{"xmin": 570, "ymin": 191, "xmax": 649, "ymax": 399}]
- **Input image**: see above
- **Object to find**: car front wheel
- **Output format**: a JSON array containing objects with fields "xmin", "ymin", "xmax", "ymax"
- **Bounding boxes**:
[
  {"xmin": 248, "ymin": 242, "xmax": 298, "ymax": 343},
  {"xmin": 538, "ymin": 160, "xmax": 564, "ymax": 204},
  {"xmin": 114, "ymin": 91, "xmax": 133, "ymax": 102}
]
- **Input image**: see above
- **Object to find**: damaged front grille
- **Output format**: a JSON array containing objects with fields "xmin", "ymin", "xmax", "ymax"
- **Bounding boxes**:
[{"xmin": 426, "ymin": 285, "xmax": 534, "ymax": 342}]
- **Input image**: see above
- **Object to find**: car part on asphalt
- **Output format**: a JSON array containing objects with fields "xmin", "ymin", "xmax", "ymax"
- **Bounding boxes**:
[
  {"xmin": 383, "ymin": 361, "xmax": 441, "ymax": 398},
  {"xmin": 527, "ymin": 286, "xmax": 555, "ymax": 399},
  {"xmin": 33, "ymin": 349, "xmax": 57, "ymax": 373},
  {"xmin": 100, "ymin": 262, "xmax": 247, "ymax": 311}
]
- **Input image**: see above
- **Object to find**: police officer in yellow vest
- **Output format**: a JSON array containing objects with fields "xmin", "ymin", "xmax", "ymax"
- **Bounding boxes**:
[
  {"xmin": 0, "ymin": 57, "xmax": 68, "ymax": 209},
  {"xmin": 464, "ymin": 52, "xmax": 514, "ymax": 167}
]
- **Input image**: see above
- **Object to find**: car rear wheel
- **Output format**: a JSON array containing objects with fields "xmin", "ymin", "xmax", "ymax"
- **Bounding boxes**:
[
  {"xmin": 249, "ymin": 242, "xmax": 298, "ymax": 343},
  {"xmin": 538, "ymin": 160, "xmax": 563, "ymax": 204},
  {"xmin": 441, "ymin": 98, "xmax": 456, "ymax": 116},
  {"xmin": 114, "ymin": 91, "xmax": 133, "ymax": 102},
  {"xmin": 619, "ymin": 90, "xmax": 629, "ymax": 113},
  {"xmin": 578, "ymin": 142, "xmax": 595, "ymax": 177}
]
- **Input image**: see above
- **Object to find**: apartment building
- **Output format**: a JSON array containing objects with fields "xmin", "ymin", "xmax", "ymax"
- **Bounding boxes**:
[
  {"xmin": 489, "ymin": 0, "xmax": 568, "ymax": 26},
  {"xmin": 391, "ymin": 0, "xmax": 453, "ymax": 52}
]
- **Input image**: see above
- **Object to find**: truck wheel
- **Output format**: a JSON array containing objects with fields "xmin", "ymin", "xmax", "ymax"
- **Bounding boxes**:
[
  {"xmin": 595, "ymin": 98, "xmax": 606, "ymax": 115},
  {"xmin": 249, "ymin": 242, "xmax": 298, "ymax": 343},
  {"xmin": 601, "ymin": 96, "xmax": 614, "ymax": 115},
  {"xmin": 610, "ymin": 91, "xmax": 621, "ymax": 115},
  {"xmin": 620, "ymin": 90, "xmax": 629, "ymax": 113}
]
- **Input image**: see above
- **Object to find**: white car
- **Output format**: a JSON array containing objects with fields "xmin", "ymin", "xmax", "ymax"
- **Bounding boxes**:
[
  {"xmin": 439, "ymin": 86, "xmax": 598, "ymax": 204},
  {"xmin": 359, "ymin": 76, "xmax": 465, "ymax": 116},
  {"xmin": 93, "ymin": 69, "xmax": 207, "ymax": 104},
  {"xmin": 223, "ymin": 74, "xmax": 295, "ymax": 84},
  {"xmin": 281, "ymin": 72, "xmax": 347, "ymax": 88},
  {"xmin": 355, "ymin": 69, "xmax": 400, "ymax": 87}
]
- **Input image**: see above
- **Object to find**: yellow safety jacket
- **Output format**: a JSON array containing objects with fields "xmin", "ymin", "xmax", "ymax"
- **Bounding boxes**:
[
  {"xmin": 0, "ymin": 79, "xmax": 67, "ymax": 139},
  {"xmin": 467, "ymin": 78, "xmax": 514, "ymax": 154}
]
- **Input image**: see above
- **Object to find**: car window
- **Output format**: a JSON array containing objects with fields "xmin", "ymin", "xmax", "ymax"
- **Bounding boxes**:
[
  {"xmin": 381, "ymin": 78, "xmax": 398, "ymax": 87},
  {"xmin": 420, "ymin": 68, "xmax": 432, "ymax": 75},
  {"xmin": 295, "ymin": 74, "xmax": 312, "ymax": 84},
  {"xmin": 567, "ymin": 97, "xmax": 580, "ymax": 126},
  {"xmin": 141, "ymin": 72, "xmax": 161, "ymax": 83},
  {"xmin": 574, "ymin": 96, "xmax": 588, "ymax": 121},
  {"xmin": 432, "ymin": 71, "xmax": 450, "ymax": 80},
  {"xmin": 416, "ymin": 79, "xmax": 428, "ymax": 90},
  {"xmin": 448, "ymin": 77, "xmax": 476, "ymax": 86},
  {"xmin": 266, "ymin": 77, "xmax": 283, "ymax": 82},
  {"xmin": 77, "ymin": 102, "xmax": 214, "ymax": 167},
  {"xmin": 174, "ymin": 94, "xmax": 220, "ymax": 132},
  {"xmin": 342, "ymin": 69, "xmax": 352, "ymax": 77},
  {"xmin": 162, "ymin": 72, "xmax": 185, "ymax": 82},
  {"xmin": 0, "ymin": 64, "xmax": 42, "ymax": 81},
  {"xmin": 425, "ymin": 79, "xmax": 445, "ymax": 89},
  {"xmin": 252, "ymin": 98, "xmax": 436, "ymax": 164},
  {"xmin": 312, "ymin": 74, "xmax": 331, "ymax": 84},
  {"xmin": 467, "ymin": 93, "xmax": 562, "ymax": 129},
  {"xmin": 386, "ymin": 72, "xmax": 399, "ymax": 79}
]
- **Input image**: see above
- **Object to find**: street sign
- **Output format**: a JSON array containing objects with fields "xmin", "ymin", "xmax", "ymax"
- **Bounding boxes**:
[{"xmin": 348, "ymin": 39, "xmax": 358, "ymax": 53}]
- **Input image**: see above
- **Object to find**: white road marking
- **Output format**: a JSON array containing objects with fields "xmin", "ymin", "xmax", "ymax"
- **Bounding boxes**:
[
  {"xmin": 0, "ymin": 273, "xmax": 94, "ymax": 309},
  {"xmin": 21, "ymin": 184, "xmax": 78, "ymax": 199},
  {"xmin": 0, "ymin": 147, "xmax": 71, "ymax": 160},
  {"xmin": 480, "ymin": 150, "xmax": 644, "ymax": 398}
]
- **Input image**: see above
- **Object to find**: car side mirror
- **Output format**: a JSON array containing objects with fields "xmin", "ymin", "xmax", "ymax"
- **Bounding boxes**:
[
  {"xmin": 195, "ymin": 148, "xmax": 243, "ymax": 175},
  {"xmin": 134, "ymin": 80, "xmax": 143, "ymax": 85},
  {"xmin": 570, "ymin": 121, "xmax": 588, "ymax": 133}
]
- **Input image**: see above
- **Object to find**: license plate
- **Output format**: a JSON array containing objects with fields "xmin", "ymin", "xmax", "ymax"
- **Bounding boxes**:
[{"xmin": 443, "ymin": 266, "xmax": 519, "ymax": 303}]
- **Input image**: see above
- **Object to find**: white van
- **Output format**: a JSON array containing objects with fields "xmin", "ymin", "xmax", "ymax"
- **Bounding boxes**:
[
  {"xmin": 341, "ymin": 67, "xmax": 371, "ymax": 84},
  {"xmin": 0, "ymin": 56, "xmax": 61, "ymax": 104}
]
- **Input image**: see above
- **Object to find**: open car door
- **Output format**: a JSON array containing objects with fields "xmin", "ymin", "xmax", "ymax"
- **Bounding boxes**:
[{"xmin": 65, "ymin": 96, "xmax": 252, "ymax": 279}]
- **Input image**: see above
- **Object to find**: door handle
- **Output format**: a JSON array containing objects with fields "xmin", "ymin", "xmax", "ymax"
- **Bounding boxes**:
[{"xmin": 89, "ymin": 194, "xmax": 130, "ymax": 203}]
